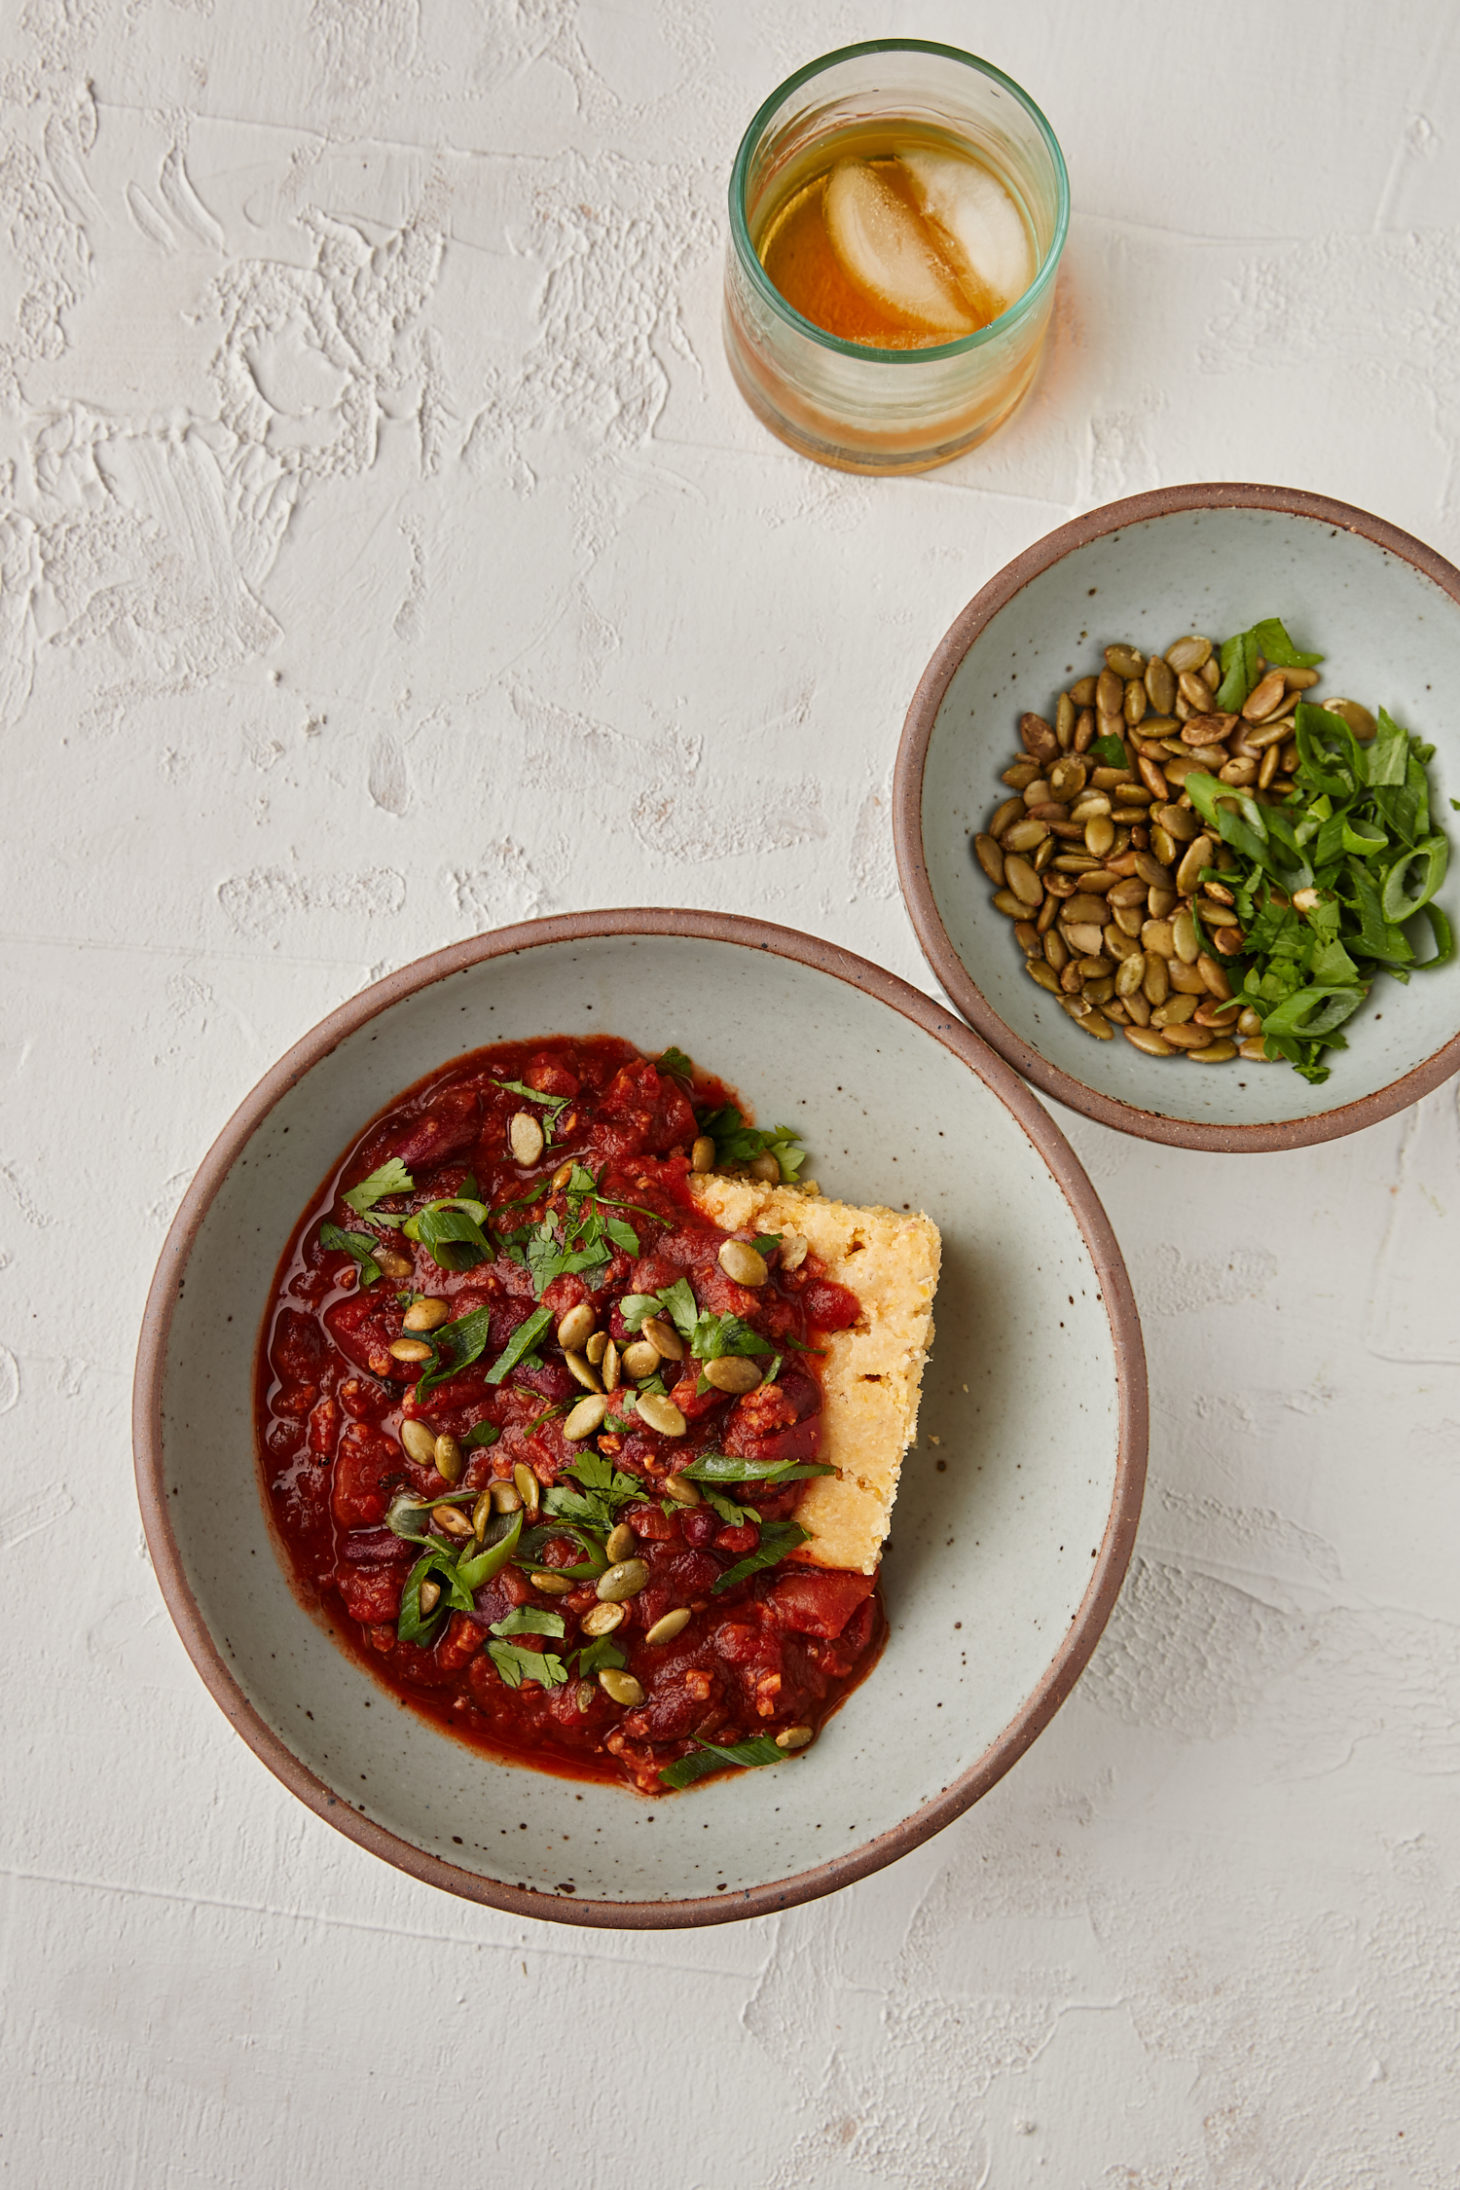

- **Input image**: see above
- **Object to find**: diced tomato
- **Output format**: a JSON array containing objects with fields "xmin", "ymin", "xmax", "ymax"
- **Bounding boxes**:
[
  {"xmin": 436, "ymin": 1614, "xmax": 484, "ymax": 1674},
  {"xmin": 768, "ymin": 1567, "xmax": 874, "ymax": 1639},
  {"xmin": 330, "ymin": 1424, "xmax": 402, "ymax": 1528},
  {"xmin": 337, "ymin": 1566, "xmax": 404, "ymax": 1624}
]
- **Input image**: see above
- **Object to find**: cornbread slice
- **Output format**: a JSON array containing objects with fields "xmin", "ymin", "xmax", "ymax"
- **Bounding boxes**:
[{"xmin": 689, "ymin": 1176, "xmax": 940, "ymax": 1575}]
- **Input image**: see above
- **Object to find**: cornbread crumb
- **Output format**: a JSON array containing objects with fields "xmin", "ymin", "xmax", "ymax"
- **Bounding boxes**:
[{"xmin": 689, "ymin": 1176, "xmax": 940, "ymax": 1575}]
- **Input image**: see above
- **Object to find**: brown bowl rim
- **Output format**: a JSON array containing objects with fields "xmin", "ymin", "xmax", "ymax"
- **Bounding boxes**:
[
  {"xmin": 893, "ymin": 480, "xmax": 1460, "ymax": 1152},
  {"xmin": 132, "ymin": 909, "xmax": 1147, "ymax": 1929}
]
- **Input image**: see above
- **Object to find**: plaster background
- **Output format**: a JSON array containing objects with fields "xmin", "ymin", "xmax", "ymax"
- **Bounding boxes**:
[{"xmin": 2, "ymin": 1, "xmax": 1459, "ymax": 2184}]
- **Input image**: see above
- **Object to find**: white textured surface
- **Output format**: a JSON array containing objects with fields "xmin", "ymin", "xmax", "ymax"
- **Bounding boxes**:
[{"xmin": 4, "ymin": 1, "xmax": 1459, "ymax": 2183}]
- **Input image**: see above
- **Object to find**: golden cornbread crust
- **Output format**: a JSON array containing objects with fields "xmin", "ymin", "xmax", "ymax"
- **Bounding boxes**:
[{"xmin": 688, "ymin": 1177, "xmax": 940, "ymax": 1575}]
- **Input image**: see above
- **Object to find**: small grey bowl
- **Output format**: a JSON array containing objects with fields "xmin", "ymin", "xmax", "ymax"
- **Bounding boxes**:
[
  {"xmin": 133, "ymin": 912, "xmax": 1145, "ymax": 1929},
  {"xmin": 894, "ymin": 484, "xmax": 1460, "ymax": 1151}
]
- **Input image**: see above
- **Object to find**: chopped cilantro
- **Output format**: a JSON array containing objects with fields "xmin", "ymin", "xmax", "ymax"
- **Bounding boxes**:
[
  {"xmin": 413, "ymin": 1303, "xmax": 494, "ymax": 1402},
  {"xmin": 487, "ymin": 1640, "xmax": 569, "ymax": 1689},
  {"xmin": 319, "ymin": 1222, "xmax": 383, "ymax": 1287},
  {"xmin": 694, "ymin": 1106, "xmax": 806, "ymax": 1183},
  {"xmin": 689, "ymin": 1310, "xmax": 774, "ymax": 1363},
  {"xmin": 463, "ymin": 1420, "xmax": 500, "ymax": 1450},
  {"xmin": 542, "ymin": 1452, "xmax": 642, "ymax": 1533},
  {"xmin": 402, "ymin": 1196, "xmax": 493, "ymax": 1272},
  {"xmin": 489, "ymin": 1606, "xmax": 566, "ymax": 1640},
  {"xmin": 490, "ymin": 1078, "xmax": 573, "ymax": 1146},
  {"xmin": 341, "ymin": 1157, "xmax": 413, "ymax": 1225},
  {"xmin": 682, "ymin": 1453, "xmax": 836, "ymax": 1487},
  {"xmin": 657, "ymin": 1046, "xmax": 694, "ymax": 1082},
  {"xmin": 1089, "ymin": 732, "xmax": 1130, "ymax": 769},
  {"xmin": 575, "ymin": 1635, "xmax": 627, "ymax": 1678}
]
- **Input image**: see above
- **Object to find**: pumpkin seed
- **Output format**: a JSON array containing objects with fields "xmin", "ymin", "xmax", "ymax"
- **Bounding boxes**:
[
  {"xmin": 434, "ymin": 1434, "xmax": 463, "ymax": 1485},
  {"xmin": 1096, "ymin": 668, "xmax": 1123, "ymax": 716},
  {"xmin": 1239, "ymin": 1037, "xmax": 1276, "ymax": 1060},
  {"xmin": 1324, "ymin": 696, "xmax": 1376, "ymax": 741},
  {"xmin": 376, "ymin": 1248, "xmax": 413, "ymax": 1281},
  {"xmin": 775, "ymin": 1724, "xmax": 815, "ymax": 1751},
  {"xmin": 1171, "ymin": 909, "xmax": 1200, "ymax": 963},
  {"xmin": 435, "ymin": 1506, "xmax": 473, "ymax": 1538},
  {"xmin": 491, "ymin": 1481, "xmax": 523, "ymax": 1513},
  {"xmin": 1177, "ymin": 669, "xmax": 1212, "ymax": 710},
  {"xmin": 1056, "ymin": 692, "xmax": 1076, "ymax": 747},
  {"xmin": 781, "ymin": 1233, "xmax": 809, "ymax": 1272},
  {"xmin": 1197, "ymin": 953, "xmax": 1233, "ymax": 1001},
  {"xmin": 564, "ymin": 1393, "xmax": 609, "ymax": 1441},
  {"xmin": 621, "ymin": 1338, "xmax": 660, "ymax": 1380},
  {"xmin": 581, "ymin": 1600, "xmax": 626, "ymax": 1636},
  {"xmin": 557, "ymin": 1302, "xmax": 596, "ymax": 1351},
  {"xmin": 1004, "ymin": 854, "xmax": 1044, "ymax": 907},
  {"xmin": 1242, "ymin": 669, "xmax": 1287, "ymax": 721},
  {"xmin": 1123, "ymin": 1026, "xmax": 1174, "ymax": 1056},
  {"xmin": 472, "ymin": 1490, "xmax": 494, "ymax": 1537},
  {"xmin": 1069, "ymin": 674, "xmax": 1098, "ymax": 706},
  {"xmin": 598, "ymin": 1668, "xmax": 645, "ymax": 1707},
  {"xmin": 1143, "ymin": 955, "xmax": 1170, "ymax": 1007},
  {"xmin": 1166, "ymin": 634, "xmax": 1212, "ymax": 674},
  {"xmin": 1238, "ymin": 1007, "xmax": 1262, "ymax": 1036},
  {"xmin": 1115, "ymin": 952, "xmax": 1147, "ymax": 998},
  {"xmin": 1014, "ymin": 920, "xmax": 1042, "ymax": 955},
  {"xmin": 1151, "ymin": 994, "xmax": 1197, "ymax": 1027},
  {"xmin": 663, "ymin": 1473, "xmax": 701, "ymax": 1505},
  {"xmin": 1063, "ymin": 922, "xmax": 1106, "ymax": 956},
  {"xmin": 1020, "ymin": 710, "xmax": 1058, "ymax": 760},
  {"xmin": 605, "ymin": 1521, "xmax": 636, "ymax": 1563},
  {"xmin": 596, "ymin": 1559, "xmax": 650, "ymax": 1604},
  {"xmin": 552, "ymin": 1160, "xmax": 576, "ymax": 1191},
  {"xmin": 418, "ymin": 1579, "xmax": 441, "ymax": 1616},
  {"xmin": 748, "ymin": 1153, "xmax": 782, "ymax": 1183},
  {"xmin": 704, "ymin": 1355, "xmax": 762, "ymax": 1394},
  {"xmin": 644, "ymin": 1607, "xmax": 692, "ymax": 1647},
  {"xmin": 989, "ymin": 795, "xmax": 1026, "ymax": 836},
  {"xmin": 642, "ymin": 1315, "xmax": 684, "ymax": 1361},
  {"xmin": 601, "ymin": 1338, "xmax": 621, "ymax": 1394},
  {"xmin": 691, "ymin": 1134, "xmax": 717, "ymax": 1173},
  {"xmin": 509, "ymin": 1111, "xmax": 545, "ymax": 1167},
  {"xmin": 388, "ymin": 1337, "xmax": 433, "ymax": 1362},
  {"xmin": 513, "ymin": 1462, "xmax": 540, "ymax": 1515},
  {"xmin": 1105, "ymin": 643, "xmax": 1145, "ymax": 679},
  {"xmin": 992, "ymin": 888, "xmax": 1027, "ymax": 919},
  {"xmin": 718, "ymin": 1239, "xmax": 768, "ymax": 1287},
  {"xmin": 973, "ymin": 833, "xmax": 1006, "ymax": 882},
  {"xmin": 1191, "ymin": 1039, "xmax": 1237, "ymax": 1062},
  {"xmin": 1077, "ymin": 1009, "xmax": 1114, "ymax": 1039},
  {"xmin": 1026, "ymin": 959, "xmax": 1061, "ymax": 995},
  {"xmin": 1175, "ymin": 835, "xmax": 1213, "ymax": 896},
  {"xmin": 564, "ymin": 1349, "xmax": 603, "ymax": 1393},
  {"xmin": 585, "ymin": 1329, "xmax": 609, "ymax": 1366},
  {"xmin": 1144, "ymin": 656, "xmax": 1176, "ymax": 712},
  {"xmin": 403, "ymin": 1296, "xmax": 450, "ymax": 1333},
  {"xmin": 530, "ymin": 1570, "xmax": 575, "ymax": 1595},
  {"xmin": 636, "ymin": 1392, "xmax": 688, "ymax": 1438},
  {"xmin": 399, "ymin": 1418, "xmax": 438, "ymax": 1465}
]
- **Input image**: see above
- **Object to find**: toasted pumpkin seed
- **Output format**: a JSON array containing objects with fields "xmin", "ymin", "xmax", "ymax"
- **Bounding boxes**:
[
  {"xmin": 636, "ymin": 1392, "xmax": 688, "ymax": 1438},
  {"xmin": 690, "ymin": 1134, "xmax": 716, "ymax": 1173},
  {"xmin": 598, "ymin": 1668, "xmax": 645, "ymax": 1707},
  {"xmin": 719, "ymin": 1239, "xmax": 768, "ymax": 1287},
  {"xmin": 530, "ymin": 1570, "xmax": 575, "ymax": 1595},
  {"xmin": 596, "ymin": 1559, "xmax": 650, "ymax": 1604},
  {"xmin": 605, "ymin": 1521, "xmax": 636, "ymax": 1563},
  {"xmin": 973, "ymin": 833, "xmax": 1006, "ymax": 882},
  {"xmin": 1070, "ymin": 674, "xmax": 1098, "ymax": 706},
  {"xmin": 400, "ymin": 1418, "xmax": 438, "ymax": 1465},
  {"xmin": 776, "ymin": 1724, "xmax": 815, "ymax": 1751},
  {"xmin": 642, "ymin": 1315, "xmax": 684, "ymax": 1361},
  {"xmin": 621, "ymin": 1338, "xmax": 660, "ymax": 1380},
  {"xmin": 1124, "ymin": 1026, "xmax": 1175, "ymax": 1056},
  {"xmin": 1144, "ymin": 656, "xmax": 1176, "ymax": 712},
  {"xmin": 375, "ymin": 1248, "xmax": 413, "ymax": 1281},
  {"xmin": 663, "ymin": 1472, "xmax": 701, "ymax": 1506},
  {"xmin": 1197, "ymin": 953, "xmax": 1233, "ymax": 1001},
  {"xmin": 781, "ymin": 1233, "xmax": 809, "ymax": 1272},
  {"xmin": 1175, "ymin": 835, "xmax": 1214, "ymax": 896},
  {"xmin": 992, "ymin": 888, "xmax": 1027, "ymax": 919},
  {"xmin": 645, "ymin": 1607, "xmax": 692, "ymax": 1647},
  {"xmin": 1171, "ymin": 909, "xmax": 1200, "ymax": 963},
  {"xmin": 435, "ymin": 1506, "xmax": 473, "ymax": 1538},
  {"xmin": 1191, "ymin": 1039, "xmax": 1237, "ymax": 1062},
  {"xmin": 1105, "ymin": 643, "xmax": 1144, "ymax": 679},
  {"xmin": 581, "ymin": 1600, "xmax": 627, "ymax": 1636},
  {"xmin": 403, "ymin": 1296, "xmax": 450, "ymax": 1333},
  {"xmin": 564, "ymin": 1348, "xmax": 603, "ymax": 1393},
  {"xmin": 418, "ymin": 1578, "xmax": 442, "ymax": 1616},
  {"xmin": 1166, "ymin": 634, "xmax": 1212, "ymax": 674},
  {"xmin": 388, "ymin": 1337, "xmax": 433, "ymax": 1363},
  {"xmin": 557, "ymin": 1302, "xmax": 596, "ymax": 1351},
  {"xmin": 704, "ymin": 1355, "xmax": 762, "ymax": 1394},
  {"xmin": 1096, "ymin": 667, "xmax": 1123, "ymax": 716},
  {"xmin": 509, "ymin": 1111, "xmax": 545, "ymax": 1167},
  {"xmin": 1004, "ymin": 853, "xmax": 1044, "ymax": 906},
  {"xmin": 601, "ymin": 1338, "xmax": 621, "ymax": 1394},
  {"xmin": 434, "ymin": 1434, "xmax": 463, "ymax": 1485},
  {"xmin": 585, "ymin": 1329, "xmax": 609, "ymax": 1366},
  {"xmin": 1026, "ymin": 959, "xmax": 1061, "ymax": 995},
  {"xmin": 1324, "ymin": 696, "xmax": 1376, "ymax": 741},
  {"xmin": 491, "ymin": 1481, "xmax": 523, "ymax": 1513},
  {"xmin": 513, "ymin": 1462, "xmax": 540, "ymax": 1515},
  {"xmin": 564, "ymin": 1393, "xmax": 609, "ymax": 1442}
]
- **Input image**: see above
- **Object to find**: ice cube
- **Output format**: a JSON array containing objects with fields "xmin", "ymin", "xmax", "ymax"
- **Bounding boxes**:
[
  {"xmin": 899, "ymin": 150, "xmax": 1035, "ymax": 317},
  {"xmin": 822, "ymin": 159, "xmax": 977, "ymax": 336}
]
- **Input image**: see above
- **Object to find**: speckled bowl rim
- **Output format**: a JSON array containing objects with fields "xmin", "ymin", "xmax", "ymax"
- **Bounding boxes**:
[
  {"xmin": 132, "ymin": 909, "xmax": 1147, "ymax": 1930},
  {"xmin": 893, "ymin": 482, "xmax": 1460, "ymax": 1152}
]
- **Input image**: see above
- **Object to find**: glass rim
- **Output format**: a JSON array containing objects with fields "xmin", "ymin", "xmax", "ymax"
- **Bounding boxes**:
[{"xmin": 728, "ymin": 38, "xmax": 1071, "ymax": 365}]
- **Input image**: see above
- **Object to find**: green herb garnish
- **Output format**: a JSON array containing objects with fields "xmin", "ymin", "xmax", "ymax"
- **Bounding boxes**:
[
  {"xmin": 402, "ymin": 1196, "xmax": 493, "ymax": 1272},
  {"xmin": 487, "ymin": 1639, "xmax": 569, "ymax": 1689},
  {"xmin": 694, "ymin": 1106, "xmax": 806, "ymax": 1183},
  {"xmin": 575, "ymin": 1635, "xmax": 628, "ymax": 1678},
  {"xmin": 1184, "ymin": 697, "xmax": 1452, "ymax": 1082},
  {"xmin": 712, "ymin": 1520, "xmax": 811, "ymax": 1593},
  {"xmin": 319, "ymin": 1222, "xmax": 383, "ymax": 1287},
  {"xmin": 542, "ymin": 1452, "xmax": 642, "ymax": 1533},
  {"xmin": 483, "ymin": 1304, "xmax": 554, "ymax": 1385},
  {"xmin": 657, "ymin": 1735, "xmax": 787, "ymax": 1790},
  {"xmin": 491, "ymin": 1078, "xmax": 573, "ymax": 1146},
  {"xmin": 489, "ymin": 1606, "xmax": 566, "ymax": 1640},
  {"xmin": 341, "ymin": 1157, "xmax": 413, "ymax": 1225},
  {"xmin": 657, "ymin": 1046, "xmax": 694, "ymax": 1082},
  {"xmin": 682, "ymin": 1453, "xmax": 836, "ymax": 1487},
  {"xmin": 414, "ymin": 1303, "xmax": 495, "ymax": 1401},
  {"xmin": 1089, "ymin": 732, "xmax": 1130, "ymax": 769},
  {"xmin": 463, "ymin": 1420, "xmax": 500, "ymax": 1450}
]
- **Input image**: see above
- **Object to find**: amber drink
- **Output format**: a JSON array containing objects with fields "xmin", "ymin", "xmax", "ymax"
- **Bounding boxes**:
[{"xmin": 725, "ymin": 43, "xmax": 1068, "ymax": 473}]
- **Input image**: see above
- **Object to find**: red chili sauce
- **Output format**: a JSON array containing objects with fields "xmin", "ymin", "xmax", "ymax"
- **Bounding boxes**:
[{"xmin": 257, "ymin": 1036, "xmax": 885, "ymax": 1795}]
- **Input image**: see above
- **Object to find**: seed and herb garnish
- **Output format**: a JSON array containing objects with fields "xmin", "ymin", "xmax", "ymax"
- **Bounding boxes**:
[
  {"xmin": 975, "ymin": 620, "xmax": 1453, "ymax": 1078},
  {"xmin": 257, "ymin": 1036, "xmax": 890, "ymax": 1798}
]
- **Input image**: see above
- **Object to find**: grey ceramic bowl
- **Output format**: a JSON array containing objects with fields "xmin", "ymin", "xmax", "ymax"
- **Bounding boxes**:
[
  {"xmin": 133, "ymin": 912, "xmax": 1146, "ymax": 1928},
  {"xmin": 895, "ymin": 484, "xmax": 1460, "ymax": 1151}
]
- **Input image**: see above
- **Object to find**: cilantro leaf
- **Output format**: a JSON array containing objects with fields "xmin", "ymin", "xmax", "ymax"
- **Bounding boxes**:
[
  {"xmin": 341, "ymin": 1157, "xmax": 414, "ymax": 1225},
  {"xmin": 657, "ymin": 1046, "xmax": 694, "ymax": 1082},
  {"xmin": 487, "ymin": 1640, "xmax": 569, "ymax": 1690},
  {"xmin": 489, "ymin": 1606, "xmax": 566, "ymax": 1639},
  {"xmin": 483, "ymin": 1304, "xmax": 554, "ymax": 1386},
  {"xmin": 402, "ymin": 1197, "xmax": 493, "ymax": 1271},
  {"xmin": 712, "ymin": 1520, "xmax": 811, "ymax": 1592},
  {"xmin": 690, "ymin": 1310, "xmax": 774, "ymax": 1363},
  {"xmin": 622, "ymin": 1278, "xmax": 699, "ymax": 1340},
  {"xmin": 1250, "ymin": 617, "xmax": 1323, "ymax": 670},
  {"xmin": 543, "ymin": 1452, "xmax": 643, "ymax": 1533},
  {"xmin": 491, "ymin": 1078, "xmax": 572, "ymax": 1146},
  {"xmin": 1089, "ymin": 732, "xmax": 1130, "ymax": 768},
  {"xmin": 575, "ymin": 1636, "xmax": 627, "ymax": 1678},
  {"xmin": 414, "ymin": 1304, "xmax": 495, "ymax": 1402},
  {"xmin": 319, "ymin": 1222, "xmax": 383, "ymax": 1287},
  {"xmin": 694, "ymin": 1106, "xmax": 806, "ymax": 1183},
  {"xmin": 701, "ymin": 1486, "xmax": 759, "ymax": 1526},
  {"xmin": 657, "ymin": 1735, "xmax": 787, "ymax": 1790},
  {"xmin": 463, "ymin": 1420, "xmax": 500, "ymax": 1449}
]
